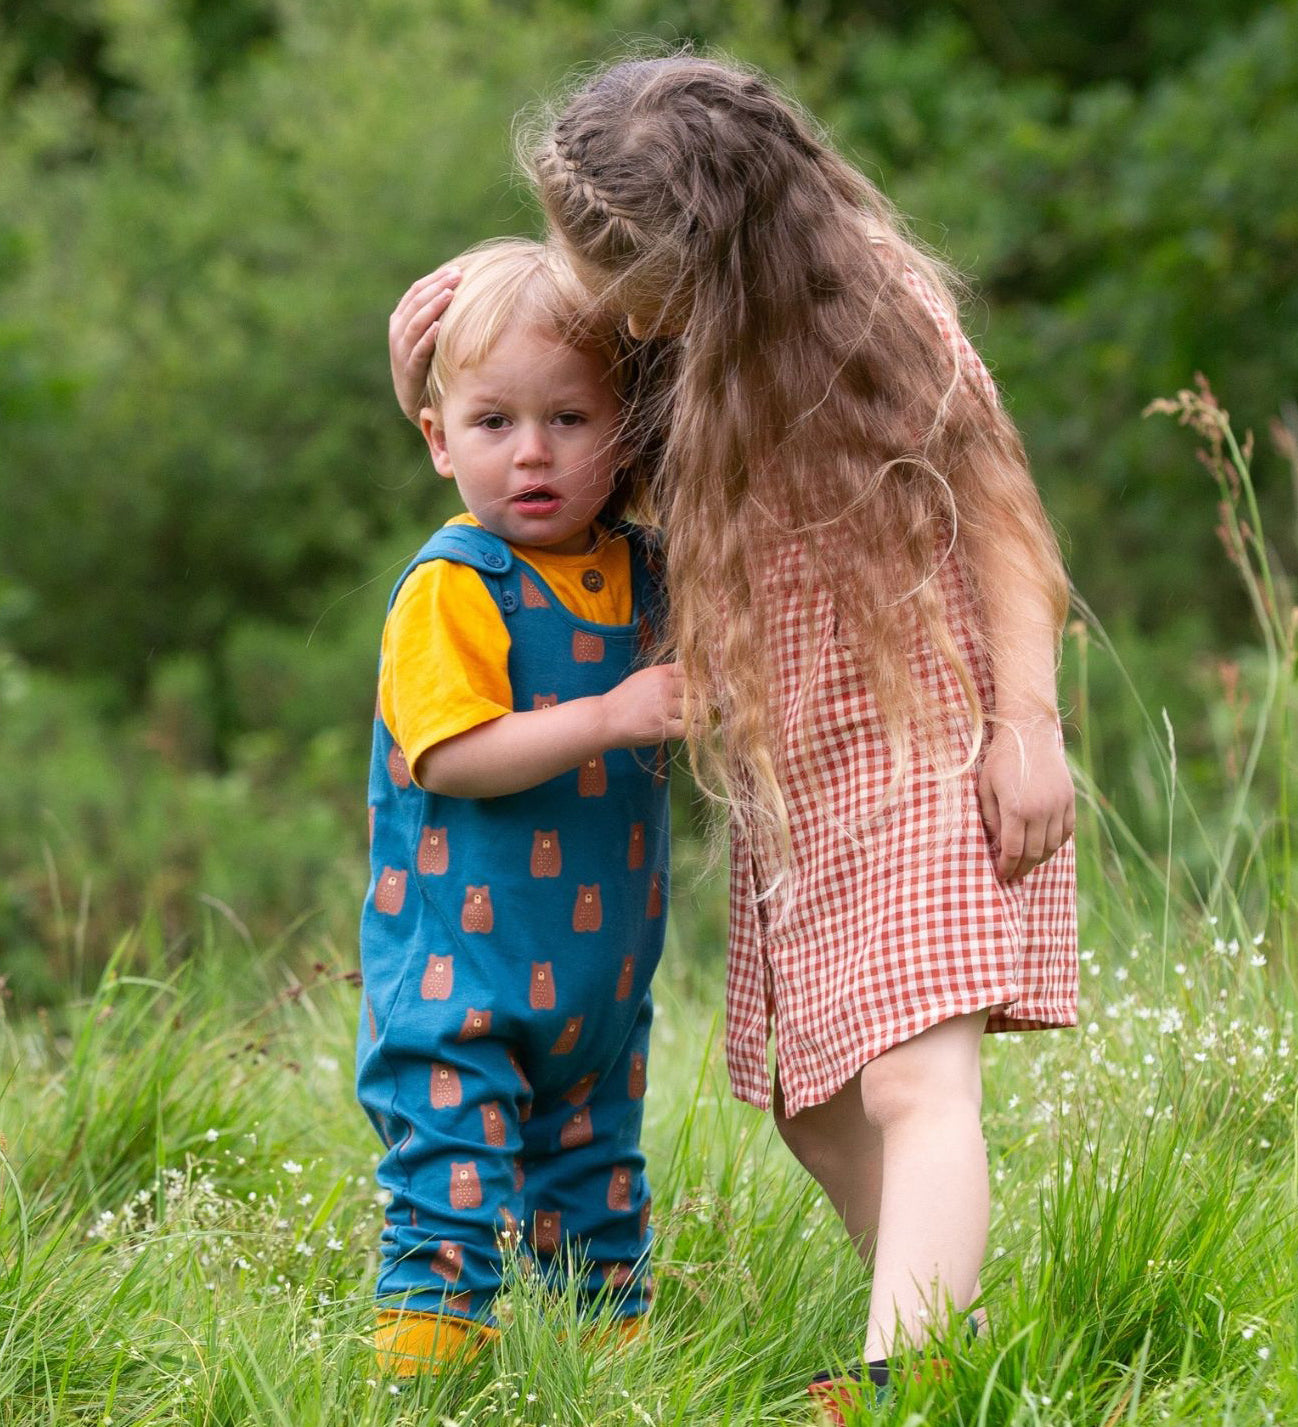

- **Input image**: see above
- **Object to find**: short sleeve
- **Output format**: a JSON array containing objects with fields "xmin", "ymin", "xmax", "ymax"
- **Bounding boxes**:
[
  {"xmin": 378, "ymin": 560, "xmax": 513, "ymax": 776},
  {"xmin": 902, "ymin": 264, "xmax": 1000, "ymax": 407}
]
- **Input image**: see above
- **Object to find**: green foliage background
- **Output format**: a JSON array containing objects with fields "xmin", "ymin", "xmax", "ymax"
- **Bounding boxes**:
[{"xmin": 1, "ymin": 0, "xmax": 1296, "ymax": 998}]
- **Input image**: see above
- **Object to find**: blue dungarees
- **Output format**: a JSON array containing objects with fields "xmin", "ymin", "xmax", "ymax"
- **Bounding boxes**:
[{"xmin": 357, "ymin": 521, "xmax": 669, "ymax": 1324}]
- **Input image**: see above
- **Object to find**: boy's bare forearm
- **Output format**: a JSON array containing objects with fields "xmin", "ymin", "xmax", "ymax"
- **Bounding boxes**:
[{"xmin": 415, "ymin": 698, "xmax": 615, "ymax": 799}]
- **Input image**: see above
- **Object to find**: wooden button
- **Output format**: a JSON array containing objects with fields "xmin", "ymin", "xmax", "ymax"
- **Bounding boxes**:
[{"xmin": 581, "ymin": 569, "xmax": 605, "ymax": 592}]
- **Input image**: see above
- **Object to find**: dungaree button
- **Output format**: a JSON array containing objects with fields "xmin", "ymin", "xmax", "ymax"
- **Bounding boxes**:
[
  {"xmin": 484, "ymin": 551, "xmax": 506, "ymax": 570},
  {"xmin": 581, "ymin": 569, "xmax": 605, "ymax": 592},
  {"xmin": 500, "ymin": 590, "xmax": 519, "ymax": 613}
]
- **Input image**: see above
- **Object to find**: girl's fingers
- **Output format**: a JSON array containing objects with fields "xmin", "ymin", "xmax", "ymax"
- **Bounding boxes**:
[
  {"xmin": 408, "ymin": 320, "xmax": 442, "ymax": 367},
  {"xmin": 390, "ymin": 268, "xmax": 462, "ymax": 332}
]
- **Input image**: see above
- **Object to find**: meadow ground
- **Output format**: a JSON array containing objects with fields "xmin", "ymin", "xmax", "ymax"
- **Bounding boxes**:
[{"xmin": 0, "ymin": 893, "xmax": 1294, "ymax": 1426}]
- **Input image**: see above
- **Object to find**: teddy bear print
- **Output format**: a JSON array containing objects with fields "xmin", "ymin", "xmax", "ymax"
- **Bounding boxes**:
[
  {"xmin": 443, "ymin": 1291, "xmax": 473, "ymax": 1315},
  {"xmin": 601, "ymin": 1262, "xmax": 634, "ymax": 1289},
  {"xmin": 417, "ymin": 826, "xmax": 449, "ymax": 876},
  {"xmin": 528, "ymin": 962, "xmax": 555, "ymax": 1011},
  {"xmin": 627, "ymin": 822, "xmax": 645, "ymax": 870},
  {"xmin": 572, "ymin": 885, "xmax": 602, "ymax": 933},
  {"xmin": 430, "ymin": 1242, "xmax": 464, "ymax": 1283},
  {"xmin": 461, "ymin": 886, "xmax": 494, "ymax": 934},
  {"xmin": 533, "ymin": 693, "xmax": 558, "ymax": 710},
  {"xmin": 532, "ymin": 1210, "xmax": 562, "ymax": 1254},
  {"xmin": 450, "ymin": 1161, "xmax": 482, "ymax": 1210},
  {"xmin": 615, "ymin": 954, "xmax": 635, "ymax": 1001},
  {"xmin": 497, "ymin": 1205, "xmax": 521, "ymax": 1246},
  {"xmin": 572, "ymin": 631, "xmax": 604, "ymax": 663},
  {"xmin": 429, "ymin": 1062, "xmax": 462, "ymax": 1109},
  {"xmin": 506, "ymin": 1048, "xmax": 531, "ymax": 1091},
  {"xmin": 561, "ymin": 1072, "xmax": 598, "ymax": 1106},
  {"xmin": 520, "ymin": 573, "xmax": 549, "ymax": 608},
  {"xmin": 607, "ymin": 1166, "xmax": 633, "ymax": 1213},
  {"xmin": 640, "ymin": 1198, "xmax": 652, "ymax": 1238},
  {"xmin": 578, "ymin": 753, "xmax": 607, "ymax": 798},
  {"xmin": 456, "ymin": 1007, "xmax": 491, "ymax": 1041},
  {"xmin": 530, "ymin": 831, "xmax": 561, "ymax": 879},
  {"xmin": 646, "ymin": 872, "xmax": 663, "ymax": 919},
  {"xmin": 628, "ymin": 1053, "xmax": 647, "ymax": 1101},
  {"xmin": 387, "ymin": 743, "xmax": 412, "ymax": 789},
  {"xmin": 420, "ymin": 954, "xmax": 454, "ymax": 1000},
  {"xmin": 375, "ymin": 867, "xmax": 407, "ymax": 916},
  {"xmin": 365, "ymin": 996, "xmax": 378, "ymax": 1041},
  {"xmin": 560, "ymin": 1107, "xmax": 593, "ymax": 1149},
  {"xmin": 550, "ymin": 1017, "xmax": 583, "ymax": 1056},
  {"xmin": 481, "ymin": 1101, "xmax": 507, "ymax": 1147},
  {"xmin": 513, "ymin": 1157, "xmax": 525, "ymax": 1193}
]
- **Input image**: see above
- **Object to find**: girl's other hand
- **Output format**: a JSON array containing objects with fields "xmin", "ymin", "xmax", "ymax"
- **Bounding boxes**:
[
  {"xmin": 388, "ymin": 265, "xmax": 462, "ymax": 424},
  {"xmin": 977, "ymin": 719, "xmax": 1076, "ymax": 882},
  {"xmin": 601, "ymin": 663, "xmax": 686, "ymax": 749}
]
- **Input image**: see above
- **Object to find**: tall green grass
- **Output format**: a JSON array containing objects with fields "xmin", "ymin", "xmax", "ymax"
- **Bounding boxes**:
[{"xmin": 2, "ymin": 387, "xmax": 1296, "ymax": 1423}]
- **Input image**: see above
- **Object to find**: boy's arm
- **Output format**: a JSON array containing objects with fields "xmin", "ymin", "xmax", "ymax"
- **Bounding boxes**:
[{"xmin": 416, "ymin": 662, "xmax": 684, "ymax": 799}]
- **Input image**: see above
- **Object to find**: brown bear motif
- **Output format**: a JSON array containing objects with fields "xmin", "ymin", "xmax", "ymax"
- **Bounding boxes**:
[
  {"xmin": 628, "ymin": 1052, "xmax": 647, "ymax": 1101},
  {"xmin": 601, "ymin": 1262, "xmax": 634, "ymax": 1289},
  {"xmin": 456, "ymin": 1007, "xmax": 491, "ymax": 1041},
  {"xmin": 513, "ymin": 1157, "xmax": 525, "ymax": 1193},
  {"xmin": 519, "ymin": 573, "xmax": 549, "ymax": 608},
  {"xmin": 627, "ymin": 822, "xmax": 645, "ymax": 870},
  {"xmin": 530, "ymin": 831, "xmax": 561, "ymax": 878},
  {"xmin": 607, "ymin": 1166, "xmax": 633, "ymax": 1213},
  {"xmin": 365, "ymin": 996, "xmax": 378, "ymax": 1041},
  {"xmin": 375, "ymin": 867, "xmax": 407, "ymax": 916},
  {"xmin": 450, "ymin": 1161, "xmax": 482, "ymax": 1210},
  {"xmin": 646, "ymin": 873, "xmax": 663, "ymax": 919},
  {"xmin": 572, "ymin": 631, "xmax": 605, "ymax": 663},
  {"xmin": 420, "ymin": 954, "xmax": 454, "ymax": 1001},
  {"xmin": 572, "ymin": 885, "xmax": 603, "ymax": 933},
  {"xmin": 480, "ymin": 1101, "xmax": 507, "ymax": 1147},
  {"xmin": 549, "ymin": 1016, "xmax": 583, "ymax": 1056},
  {"xmin": 560, "ymin": 1107, "xmax": 593, "ymax": 1149},
  {"xmin": 387, "ymin": 744, "xmax": 412, "ymax": 789},
  {"xmin": 461, "ymin": 886, "xmax": 493, "ymax": 934},
  {"xmin": 430, "ymin": 1242, "xmax": 464, "ymax": 1283},
  {"xmin": 429, "ymin": 1062, "xmax": 462, "ymax": 1109},
  {"xmin": 561, "ymin": 1072, "xmax": 598, "ymax": 1106},
  {"xmin": 506, "ymin": 1048, "xmax": 531, "ymax": 1090},
  {"xmin": 518, "ymin": 1097, "xmax": 532, "ymax": 1124},
  {"xmin": 578, "ymin": 754, "xmax": 607, "ymax": 798},
  {"xmin": 443, "ymin": 1291, "xmax": 473, "ymax": 1315},
  {"xmin": 532, "ymin": 1210, "xmax": 562, "ymax": 1254},
  {"xmin": 615, "ymin": 955, "xmax": 635, "ymax": 1001},
  {"xmin": 639, "ymin": 1198, "xmax": 652, "ymax": 1239},
  {"xmin": 533, "ymin": 693, "xmax": 558, "ymax": 710},
  {"xmin": 529, "ymin": 962, "xmax": 555, "ymax": 1011},
  {"xmin": 375, "ymin": 1111, "xmax": 392, "ymax": 1147},
  {"xmin": 497, "ymin": 1206, "xmax": 521, "ymax": 1245},
  {"xmin": 417, "ymin": 826, "xmax": 449, "ymax": 876}
]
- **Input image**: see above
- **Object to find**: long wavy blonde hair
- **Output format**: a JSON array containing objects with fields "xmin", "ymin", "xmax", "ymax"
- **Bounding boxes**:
[{"xmin": 525, "ymin": 54, "xmax": 1068, "ymax": 880}]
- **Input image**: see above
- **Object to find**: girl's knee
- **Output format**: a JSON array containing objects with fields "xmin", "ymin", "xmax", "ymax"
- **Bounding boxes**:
[{"xmin": 857, "ymin": 1031, "xmax": 984, "ymax": 1130}]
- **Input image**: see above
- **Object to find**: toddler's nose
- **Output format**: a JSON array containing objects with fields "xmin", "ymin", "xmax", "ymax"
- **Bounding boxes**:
[{"xmin": 513, "ymin": 423, "xmax": 551, "ymax": 467}]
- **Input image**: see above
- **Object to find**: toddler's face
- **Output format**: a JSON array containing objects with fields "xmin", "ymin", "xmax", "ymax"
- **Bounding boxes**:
[{"xmin": 421, "ymin": 323, "xmax": 623, "ymax": 554}]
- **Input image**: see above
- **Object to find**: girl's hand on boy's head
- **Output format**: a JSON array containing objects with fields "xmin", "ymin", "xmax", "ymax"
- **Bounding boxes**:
[
  {"xmin": 600, "ymin": 662, "xmax": 686, "ymax": 750},
  {"xmin": 389, "ymin": 265, "xmax": 462, "ymax": 424},
  {"xmin": 977, "ymin": 718, "xmax": 1076, "ymax": 883}
]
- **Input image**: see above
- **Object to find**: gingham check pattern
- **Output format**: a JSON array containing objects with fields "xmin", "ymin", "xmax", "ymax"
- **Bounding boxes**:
[{"xmin": 724, "ymin": 279, "xmax": 1078, "ymax": 1117}]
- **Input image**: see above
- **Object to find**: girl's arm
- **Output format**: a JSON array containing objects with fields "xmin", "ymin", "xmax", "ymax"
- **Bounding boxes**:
[
  {"xmin": 389, "ymin": 266, "xmax": 461, "ymax": 424},
  {"xmin": 416, "ymin": 662, "xmax": 684, "ymax": 800},
  {"xmin": 966, "ymin": 538, "xmax": 1076, "ymax": 883}
]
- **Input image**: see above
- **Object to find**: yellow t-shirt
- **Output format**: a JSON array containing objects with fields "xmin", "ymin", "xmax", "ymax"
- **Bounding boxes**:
[{"xmin": 379, "ymin": 514, "xmax": 634, "ymax": 776}]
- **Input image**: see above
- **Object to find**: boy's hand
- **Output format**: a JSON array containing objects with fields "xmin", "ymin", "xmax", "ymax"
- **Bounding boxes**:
[
  {"xmin": 977, "ymin": 718, "xmax": 1075, "ymax": 882},
  {"xmin": 389, "ymin": 265, "xmax": 462, "ymax": 424},
  {"xmin": 601, "ymin": 663, "xmax": 686, "ymax": 749}
]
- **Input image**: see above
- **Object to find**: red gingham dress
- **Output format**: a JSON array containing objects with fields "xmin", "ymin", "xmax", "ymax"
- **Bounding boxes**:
[{"xmin": 724, "ymin": 269, "xmax": 1079, "ymax": 1118}]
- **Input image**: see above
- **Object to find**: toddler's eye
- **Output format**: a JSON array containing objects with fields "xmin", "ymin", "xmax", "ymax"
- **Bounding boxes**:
[
  {"xmin": 478, "ymin": 414, "xmax": 509, "ymax": 431},
  {"xmin": 553, "ymin": 411, "xmax": 585, "ymax": 427}
]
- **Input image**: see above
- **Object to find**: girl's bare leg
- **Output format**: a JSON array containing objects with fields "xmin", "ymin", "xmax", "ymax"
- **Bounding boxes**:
[
  {"xmin": 775, "ymin": 1011, "xmax": 991, "ymax": 1362},
  {"xmin": 857, "ymin": 1010, "xmax": 990, "ymax": 1360}
]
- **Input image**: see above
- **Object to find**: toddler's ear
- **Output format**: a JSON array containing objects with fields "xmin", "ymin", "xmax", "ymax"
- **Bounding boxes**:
[{"xmin": 420, "ymin": 407, "xmax": 454, "ymax": 479}]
